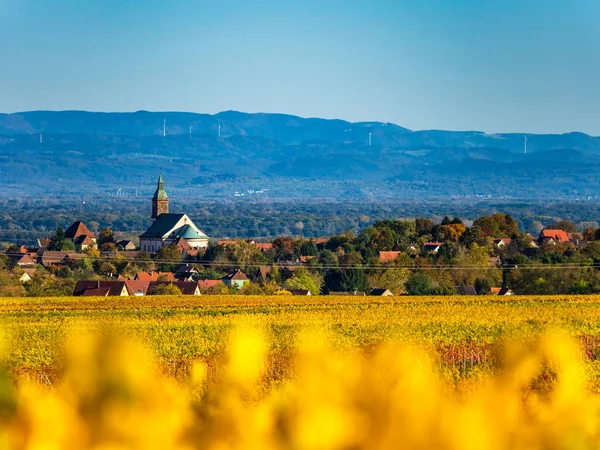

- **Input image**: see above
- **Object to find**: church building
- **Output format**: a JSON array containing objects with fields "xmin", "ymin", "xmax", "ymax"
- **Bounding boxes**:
[{"xmin": 139, "ymin": 173, "xmax": 210, "ymax": 253}]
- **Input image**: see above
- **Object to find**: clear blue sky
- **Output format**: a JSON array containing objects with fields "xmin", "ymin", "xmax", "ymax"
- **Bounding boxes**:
[{"xmin": 1, "ymin": 0, "xmax": 599, "ymax": 134}]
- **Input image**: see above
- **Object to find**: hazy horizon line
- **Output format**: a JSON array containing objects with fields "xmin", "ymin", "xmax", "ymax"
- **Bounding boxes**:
[{"xmin": 1, "ymin": 108, "xmax": 598, "ymax": 137}]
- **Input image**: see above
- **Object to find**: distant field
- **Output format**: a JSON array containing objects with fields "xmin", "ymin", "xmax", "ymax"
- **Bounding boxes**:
[{"xmin": 2, "ymin": 295, "xmax": 600, "ymax": 383}]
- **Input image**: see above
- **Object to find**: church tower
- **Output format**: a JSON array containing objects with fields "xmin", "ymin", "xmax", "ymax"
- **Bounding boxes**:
[{"xmin": 151, "ymin": 172, "xmax": 169, "ymax": 220}]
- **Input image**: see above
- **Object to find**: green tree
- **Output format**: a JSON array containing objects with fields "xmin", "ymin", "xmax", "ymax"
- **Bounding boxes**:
[
  {"xmin": 56, "ymin": 266, "xmax": 73, "ymax": 279},
  {"xmin": 230, "ymin": 241, "xmax": 264, "ymax": 271},
  {"xmin": 98, "ymin": 228, "xmax": 116, "ymax": 252},
  {"xmin": 272, "ymin": 237, "xmax": 296, "ymax": 261},
  {"xmin": 284, "ymin": 268, "xmax": 322, "ymax": 295},
  {"xmin": 155, "ymin": 244, "xmax": 182, "ymax": 272},
  {"xmin": 149, "ymin": 283, "xmax": 181, "ymax": 295},
  {"xmin": 324, "ymin": 268, "xmax": 369, "ymax": 293},
  {"xmin": 134, "ymin": 251, "xmax": 152, "ymax": 272},
  {"xmin": 474, "ymin": 277, "xmax": 493, "ymax": 295},
  {"xmin": 48, "ymin": 226, "xmax": 68, "ymax": 251},
  {"xmin": 549, "ymin": 220, "xmax": 577, "ymax": 233},
  {"xmin": 371, "ymin": 266, "xmax": 410, "ymax": 295},
  {"xmin": 93, "ymin": 260, "xmax": 117, "ymax": 277},
  {"xmin": 415, "ymin": 218, "xmax": 434, "ymax": 236},
  {"xmin": 0, "ymin": 270, "xmax": 26, "ymax": 296},
  {"xmin": 406, "ymin": 272, "xmax": 433, "ymax": 295},
  {"xmin": 471, "ymin": 214, "xmax": 518, "ymax": 239},
  {"xmin": 25, "ymin": 272, "xmax": 76, "ymax": 297},
  {"xmin": 300, "ymin": 240, "xmax": 318, "ymax": 256}
]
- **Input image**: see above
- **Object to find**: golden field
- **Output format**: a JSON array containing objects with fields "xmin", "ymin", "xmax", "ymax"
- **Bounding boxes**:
[{"xmin": 1, "ymin": 295, "xmax": 600, "ymax": 448}]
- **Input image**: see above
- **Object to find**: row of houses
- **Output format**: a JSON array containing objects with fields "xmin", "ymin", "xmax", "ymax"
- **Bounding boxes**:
[
  {"xmin": 74, "ymin": 280, "xmax": 202, "ymax": 296},
  {"xmin": 72, "ymin": 279, "xmax": 395, "ymax": 297}
]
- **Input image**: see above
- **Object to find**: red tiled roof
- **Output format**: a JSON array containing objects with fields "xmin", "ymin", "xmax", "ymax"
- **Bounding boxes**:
[
  {"xmin": 74, "ymin": 280, "xmax": 130, "ymax": 296},
  {"xmin": 82, "ymin": 287, "xmax": 112, "ymax": 297},
  {"xmin": 65, "ymin": 221, "xmax": 95, "ymax": 239},
  {"xmin": 217, "ymin": 240, "xmax": 239, "ymax": 246},
  {"xmin": 256, "ymin": 266, "xmax": 272, "ymax": 281},
  {"xmin": 5, "ymin": 253, "xmax": 36, "ymax": 266},
  {"xmin": 222, "ymin": 270, "xmax": 249, "ymax": 281},
  {"xmin": 254, "ymin": 243, "xmax": 273, "ymax": 252},
  {"xmin": 75, "ymin": 234, "xmax": 96, "ymax": 246},
  {"xmin": 125, "ymin": 280, "xmax": 151, "ymax": 295},
  {"xmin": 197, "ymin": 280, "xmax": 224, "ymax": 290},
  {"xmin": 540, "ymin": 229, "xmax": 569, "ymax": 243},
  {"xmin": 379, "ymin": 251, "xmax": 401, "ymax": 263},
  {"xmin": 135, "ymin": 271, "xmax": 176, "ymax": 282},
  {"xmin": 37, "ymin": 238, "xmax": 51, "ymax": 248},
  {"xmin": 40, "ymin": 251, "xmax": 81, "ymax": 266}
]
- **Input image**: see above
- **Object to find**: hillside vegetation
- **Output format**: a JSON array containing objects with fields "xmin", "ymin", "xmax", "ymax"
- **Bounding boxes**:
[{"xmin": 1, "ymin": 110, "xmax": 599, "ymax": 198}]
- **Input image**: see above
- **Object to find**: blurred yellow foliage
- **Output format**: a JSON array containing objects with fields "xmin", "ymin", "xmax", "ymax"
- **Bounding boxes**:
[{"xmin": 0, "ymin": 327, "xmax": 598, "ymax": 449}]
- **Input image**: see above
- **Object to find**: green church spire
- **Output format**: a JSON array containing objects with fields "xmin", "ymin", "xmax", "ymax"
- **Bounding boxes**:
[{"xmin": 153, "ymin": 171, "xmax": 168, "ymax": 200}]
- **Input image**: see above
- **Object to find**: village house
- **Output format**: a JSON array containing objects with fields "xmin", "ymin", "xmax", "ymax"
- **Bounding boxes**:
[
  {"xmin": 174, "ymin": 237, "xmax": 199, "ymax": 258},
  {"xmin": 254, "ymin": 242, "xmax": 273, "ymax": 252},
  {"xmin": 493, "ymin": 238, "xmax": 512, "ymax": 250},
  {"xmin": 73, "ymin": 280, "xmax": 131, "ymax": 297},
  {"xmin": 4, "ymin": 252, "xmax": 36, "ymax": 267},
  {"xmin": 423, "ymin": 242, "xmax": 443, "ymax": 254},
  {"xmin": 197, "ymin": 279, "xmax": 225, "ymax": 292},
  {"xmin": 539, "ymin": 229, "xmax": 569, "ymax": 245},
  {"xmin": 35, "ymin": 238, "xmax": 51, "ymax": 250},
  {"xmin": 117, "ymin": 240, "xmax": 136, "ymax": 251},
  {"xmin": 222, "ymin": 270, "xmax": 250, "ymax": 289},
  {"xmin": 328, "ymin": 291, "xmax": 367, "ymax": 296},
  {"xmin": 19, "ymin": 268, "xmax": 37, "ymax": 283},
  {"xmin": 173, "ymin": 264, "xmax": 200, "ymax": 281},
  {"xmin": 147, "ymin": 281, "xmax": 201, "ymax": 296},
  {"xmin": 134, "ymin": 271, "xmax": 176, "ymax": 282},
  {"xmin": 455, "ymin": 286, "xmax": 478, "ymax": 295},
  {"xmin": 379, "ymin": 251, "xmax": 401, "ymax": 263},
  {"xmin": 64, "ymin": 221, "xmax": 97, "ymax": 251},
  {"xmin": 139, "ymin": 174, "xmax": 209, "ymax": 253},
  {"xmin": 370, "ymin": 288, "xmax": 393, "ymax": 296},
  {"xmin": 40, "ymin": 251, "xmax": 81, "ymax": 267},
  {"xmin": 289, "ymin": 289, "xmax": 311, "ymax": 296},
  {"xmin": 255, "ymin": 266, "xmax": 272, "ymax": 283},
  {"xmin": 125, "ymin": 280, "xmax": 151, "ymax": 296}
]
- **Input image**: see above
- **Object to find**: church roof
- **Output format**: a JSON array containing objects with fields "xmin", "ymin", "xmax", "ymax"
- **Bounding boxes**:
[
  {"xmin": 177, "ymin": 224, "xmax": 205, "ymax": 240},
  {"xmin": 139, "ymin": 214, "xmax": 185, "ymax": 239},
  {"xmin": 139, "ymin": 213, "xmax": 209, "ymax": 240}
]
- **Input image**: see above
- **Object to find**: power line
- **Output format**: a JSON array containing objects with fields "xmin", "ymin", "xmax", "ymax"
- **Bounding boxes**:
[{"xmin": 37, "ymin": 256, "xmax": 600, "ymax": 271}]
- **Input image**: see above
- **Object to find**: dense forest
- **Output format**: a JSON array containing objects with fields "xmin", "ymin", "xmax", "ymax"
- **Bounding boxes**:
[{"xmin": 3, "ymin": 197, "xmax": 600, "ymax": 245}]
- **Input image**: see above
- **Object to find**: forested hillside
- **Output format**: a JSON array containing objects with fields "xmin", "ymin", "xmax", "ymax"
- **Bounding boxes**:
[{"xmin": 0, "ymin": 110, "xmax": 599, "ymax": 198}]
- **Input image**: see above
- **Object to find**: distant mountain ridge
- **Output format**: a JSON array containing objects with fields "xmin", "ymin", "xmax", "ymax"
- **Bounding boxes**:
[
  {"xmin": 1, "ymin": 110, "xmax": 598, "ymax": 152},
  {"xmin": 0, "ymin": 110, "xmax": 599, "ymax": 199}
]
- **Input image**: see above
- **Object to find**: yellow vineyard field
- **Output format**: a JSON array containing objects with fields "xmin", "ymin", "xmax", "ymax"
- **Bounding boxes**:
[
  {"xmin": 0, "ymin": 293, "xmax": 599, "ymax": 448},
  {"xmin": 2, "ymin": 294, "xmax": 600, "ymax": 381}
]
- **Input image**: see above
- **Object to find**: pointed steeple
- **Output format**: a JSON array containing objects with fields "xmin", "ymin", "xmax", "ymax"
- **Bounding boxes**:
[
  {"xmin": 151, "ymin": 171, "xmax": 169, "ymax": 220},
  {"xmin": 153, "ymin": 171, "xmax": 168, "ymax": 200}
]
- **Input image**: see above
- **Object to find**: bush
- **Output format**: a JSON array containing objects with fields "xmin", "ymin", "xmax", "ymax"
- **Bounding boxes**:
[{"xmin": 149, "ymin": 284, "xmax": 182, "ymax": 296}]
